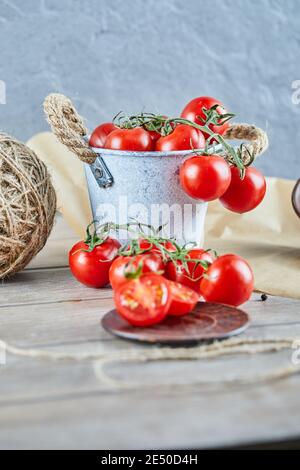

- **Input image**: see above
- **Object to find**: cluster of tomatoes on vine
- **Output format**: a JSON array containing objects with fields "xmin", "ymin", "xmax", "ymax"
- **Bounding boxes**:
[
  {"xmin": 89, "ymin": 96, "xmax": 266, "ymax": 214},
  {"xmin": 69, "ymin": 222, "xmax": 254, "ymax": 328}
]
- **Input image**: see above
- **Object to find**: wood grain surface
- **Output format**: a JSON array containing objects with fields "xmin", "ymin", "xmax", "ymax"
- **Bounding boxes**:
[{"xmin": 0, "ymin": 215, "xmax": 300, "ymax": 450}]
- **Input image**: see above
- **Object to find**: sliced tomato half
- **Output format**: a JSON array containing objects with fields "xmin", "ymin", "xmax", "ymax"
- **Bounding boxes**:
[
  {"xmin": 114, "ymin": 274, "xmax": 171, "ymax": 327},
  {"xmin": 167, "ymin": 280, "xmax": 199, "ymax": 316}
]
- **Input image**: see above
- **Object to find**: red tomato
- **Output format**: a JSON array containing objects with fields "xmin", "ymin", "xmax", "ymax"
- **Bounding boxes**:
[
  {"xmin": 114, "ymin": 274, "xmax": 171, "ymax": 326},
  {"xmin": 109, "ymin": 253, "xmax": 164, "ymax": 290},
  {"xmin": 180, "ymin": 155, "xmax": 231, "ymax": 201},
  {"xmin": 155, "ymin": 124, "xmax": 205, "ymax": 152},
  {"xmin": 220, "ymin": 166, "xmax": 266, "ymax": 213},
  {"xmin": 165, "ymin": 248, "xmax": 213, "ymax": 294},
  {"xmin": 89, "ymin": 122, "xmax": 117, "ymax": 148},
  {"xmin": 200, "ymin": 254, "xmax": 254, "ymax": 307},
  {"xmin": 136, "ymin": 238, "xmax": 177, "ymax": 256},
  {"xmin": 181, "ymin": 96, "xmax": 230, "ymax": 139},
  {"xmin": 148, "ymin": 129, "xmax": 161, "ymax": 143},
  {"xmin": 167, "ymin": 281, "xmax": 198, "ymax": 316},
  {"xmin": 104, "ymin": 127, "xmax": 153, "ymax": 151},
  {"xmin": 69, "ymin": 238, "xmax": 121, "ymax": 288}
]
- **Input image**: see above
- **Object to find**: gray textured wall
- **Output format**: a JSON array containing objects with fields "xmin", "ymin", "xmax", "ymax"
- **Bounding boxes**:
[{"xmin": 0, "ymin": 0, "xmax": 299, "ymax": 178}]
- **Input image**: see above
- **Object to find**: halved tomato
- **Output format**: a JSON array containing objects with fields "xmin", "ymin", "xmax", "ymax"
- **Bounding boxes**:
[
  {"xmin": 167, "ymin": 280, "xmax": 198, "ymax": 316},
  {"xmin": 114, "ymin": 274, "xmax": 171, "ymax": 327}
]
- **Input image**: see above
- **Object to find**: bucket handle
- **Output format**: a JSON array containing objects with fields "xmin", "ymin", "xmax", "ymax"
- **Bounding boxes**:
[
  {"xmin": 43, "ymin": 93, "xmax": 113, "ymax": 188},
  {"xmin": 43, "ymin": 93, "xmax": 269, "ymax": 179}
]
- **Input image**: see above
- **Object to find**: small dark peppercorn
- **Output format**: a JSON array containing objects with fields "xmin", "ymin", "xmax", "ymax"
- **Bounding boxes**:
[{"xmin": 261, "ymin": 293, "xmax": 268, "ymax": 301}]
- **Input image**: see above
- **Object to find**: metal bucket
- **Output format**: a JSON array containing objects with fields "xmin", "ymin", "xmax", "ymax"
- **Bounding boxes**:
[
  {"xmin": 43, "ymin": 95, "xmax": 268, "ymax": 245},
  {"xmin": 84, "ymin": 145, "xmax": 221, "ymax": 245}
]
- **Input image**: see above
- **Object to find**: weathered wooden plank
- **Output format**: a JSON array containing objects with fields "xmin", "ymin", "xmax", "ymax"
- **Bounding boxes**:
[
  {"xmin": 2, "ymin": 261, "xmax": 300, "ymax": 310},
  {"xmin": 0, "ymin": 292, "xmax": 300, "ymax": 347},
  {"xmin": 0, "ymin": 375, "xmax": 300, "ymax": 449},
  {"xmin": 0, "ymin": 339, "xmax": 297, "ymax": 404},
  {"xmin": 0, "ymin": 268, "xmax": 112, "ymax": 307}
]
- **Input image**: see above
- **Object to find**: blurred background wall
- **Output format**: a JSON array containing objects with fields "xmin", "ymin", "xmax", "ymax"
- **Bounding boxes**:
[{"xmin": 0, "ymin": 0, "xmax": 299, "ymax": 178}]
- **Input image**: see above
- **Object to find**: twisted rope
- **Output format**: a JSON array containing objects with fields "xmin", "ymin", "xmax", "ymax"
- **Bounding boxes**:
[
  {"xmin": 44, "ymin": 93, "xmax": 97, "ymax": 164},
  {"xmin": 43, "ymin": 94, "xmax": 268, "ymax": 165},
  {"xmin": 1, "ymin": 336, "xmax": 297, "ymax": 390},
  {"xmin": 223, "ymin": 123, "xmax": 269, "ymax": 165}
]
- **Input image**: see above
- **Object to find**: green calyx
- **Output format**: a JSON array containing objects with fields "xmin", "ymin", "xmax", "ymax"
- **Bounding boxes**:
[{"xmin": 112, "ymin": 108, "xmax": 248, "ymax": 176}]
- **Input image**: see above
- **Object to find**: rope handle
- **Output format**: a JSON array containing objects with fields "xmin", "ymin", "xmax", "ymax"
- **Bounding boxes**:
[{"xmin": 44, "ymin": 93, "xmax": 268, "ymax": 165}]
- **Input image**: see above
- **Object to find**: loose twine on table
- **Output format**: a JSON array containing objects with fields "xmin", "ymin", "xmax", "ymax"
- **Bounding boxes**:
[
  {"xmin": 43, "ymin": 93, "xmax": 269, "ymax": 166},
  {"xmin": 2, "ymin": 336, "xmax": 299, "ymax": 391}
]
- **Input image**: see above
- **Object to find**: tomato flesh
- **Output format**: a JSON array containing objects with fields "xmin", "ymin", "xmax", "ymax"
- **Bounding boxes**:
[
  {"xmin": 114, "ymin": 274, "xmax": 171, "ymax": 326},
  {"xmin": 167, "ymin": 281, "xmax": 198, "ymax": 316}
]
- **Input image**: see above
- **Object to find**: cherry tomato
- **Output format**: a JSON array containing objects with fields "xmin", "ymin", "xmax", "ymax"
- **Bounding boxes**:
[
  {"xmin": 109, "ymin": 253, "xmax": 164, "ymax": 290},
  {"xmin": 167, "ymin": 281, "xmax": 199, "ymax": 316},
  {"xmin": 69, "ymin": 238, "xmax": 121, "ymax": 288},
  {"xmin": 165, "ymin": 248, "xmax": 213, "ymax": 294},
  {"xmin": 155, "ymin": 124, "xmax": 205, "ymax": 152},
  {"xmin": 104, "ymin": 127, "xmax": 153, "ymax": 151},
  {"xmin": 220, "ymin": 166, "xmax": 266, "ymax": 213},
  {"xmin": 146, "ymin": 116, "xmax": 169, "ymax": 143},
  {"xmin": 180, "ymin": 155, "xmax": 231, "ymax": 202},
  {"xmin": 200, "ymin": 254, "xmax": 254, "ymax": 307},
  {"xmin": 136, "ymin": 238, "xmax": 177, "ymax": 256},
  {"xmin": 89, "ymin": 123, "xmax": 117, "ymax": 148},
  {"xmin": 114, "ymin": 274, "xmax": 171, "ymax": 326},
  {"xmin": 181, "ymin": 96, "xmax": 230, "ymax": 139},
  {"xmin": 148, "ymin": 129, "xmax": 161, "ymax": 143}
]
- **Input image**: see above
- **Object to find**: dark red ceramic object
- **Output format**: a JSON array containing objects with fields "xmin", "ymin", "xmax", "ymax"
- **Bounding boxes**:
[
  {"xmin": 101, "ymin": 302, "xmax": 250, "ymax": 345},
  {"xmin": 292, "ymin": 179, "xmax": 300, "ymax": 218}
]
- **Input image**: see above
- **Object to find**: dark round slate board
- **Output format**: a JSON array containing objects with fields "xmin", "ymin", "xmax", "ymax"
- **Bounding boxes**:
[{"xmin": 101, "ymin": 302, "xmax": 250, "ymax": 345}]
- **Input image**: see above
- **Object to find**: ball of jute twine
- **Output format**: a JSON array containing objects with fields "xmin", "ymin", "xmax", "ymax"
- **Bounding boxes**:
[
  {"xmin": 43, "ymin": 93, "xmax": 268, "ymax": 165},
  {"xmin": 0, "ymin": 133, "xmax": 56, "ymax": 278},
  {"xmin": 1, "ymin": 336, "xmax": 298, "ymax": 391}
]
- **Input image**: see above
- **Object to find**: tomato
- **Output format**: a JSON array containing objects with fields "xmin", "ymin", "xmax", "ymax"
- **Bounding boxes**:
[
  {"xmin": 220, "ymin": 166, "xmax": 266, "ymax": 213},
  {"xmin": 135, "ymin": 238, "xmax": 177, "ymax": 256},
  {"xmin": 167, "ymin": 281, "xmax": 198, "ymax": 316},
  {"xmin": 165, "ymin": 248, "xmax": 213, "ymax": 294},
  {"xmin": 114, "ymin": 274, "xmax": 171, "ymax": 326},
  {"xmin": 104, "ymin": 127, "xmax": 153, "ymax": 151},
  {"xmin": 89, "ymin": 122, "xmax": 117, "ymax": 148},
  {"xmin": 180, "ymin": 155, "xmax": 231, "ymax": 201},
  {"xmin": 109, "ymin": 253, "xmax": 164, "ymax": 290},
  {"xmin": 148, "ymin": 129, "xmax": 162, "ymax": 143},
  {"xmin": 69, "ymin": 238, "xmax": 121, "ymax": 288},
  {"xmin": 200, "ymin": 254, "xmax": 254, "ymax": 307},
  {"xmin": 181, "ymin": 96, "xmax": 230, "ymax": 139},
  {"xmin": 155, "ymin": 124, "xmax": 205, "ymax": 152}
]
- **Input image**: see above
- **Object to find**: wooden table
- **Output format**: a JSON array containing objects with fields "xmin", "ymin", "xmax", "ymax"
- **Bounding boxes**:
[{"xmin": 1, "ymin": 216, "xmax": 300, "ymax": 450}]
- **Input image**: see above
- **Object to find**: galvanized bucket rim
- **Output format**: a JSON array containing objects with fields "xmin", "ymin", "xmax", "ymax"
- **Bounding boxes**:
[{"xmin": 85, "ymin": 136, "xmax": 222, "ymax": 158}]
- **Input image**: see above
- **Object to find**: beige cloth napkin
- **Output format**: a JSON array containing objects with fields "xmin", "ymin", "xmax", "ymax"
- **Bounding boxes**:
[{"xmin": 27, "ymin": 132, "xmax": 300, "ymax": 299}]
